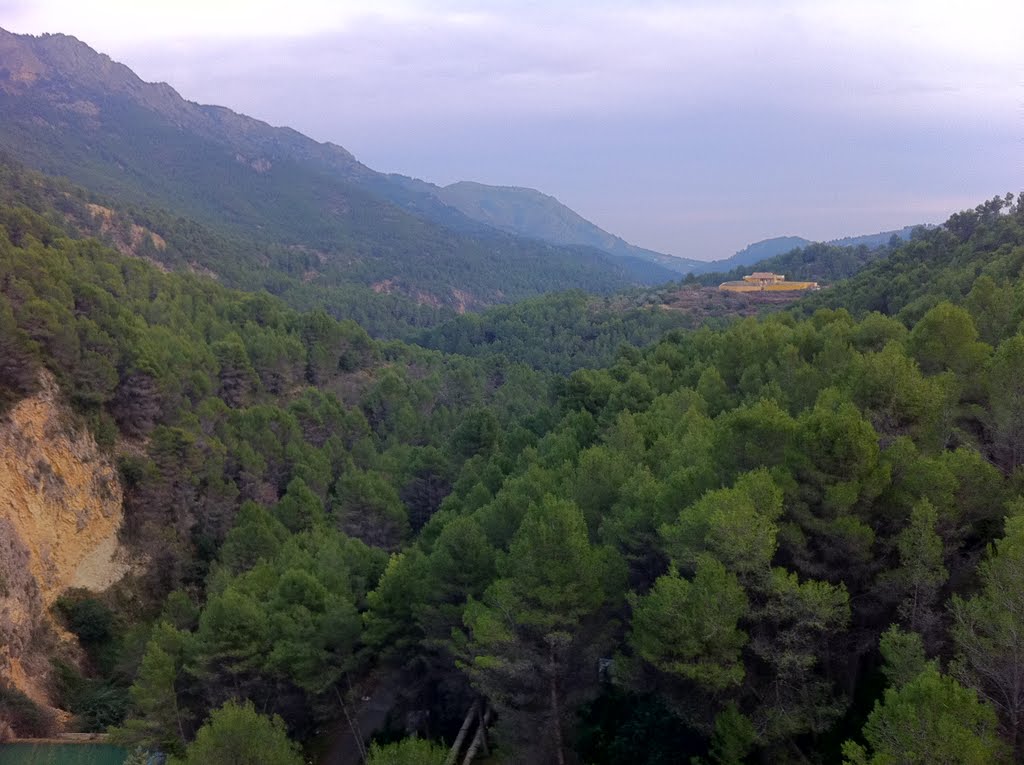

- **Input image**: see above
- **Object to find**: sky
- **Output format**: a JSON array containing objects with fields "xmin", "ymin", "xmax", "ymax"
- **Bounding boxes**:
[{"xmin": 2, "ymin": 0, "xmax": 1021, "ymax": 260}]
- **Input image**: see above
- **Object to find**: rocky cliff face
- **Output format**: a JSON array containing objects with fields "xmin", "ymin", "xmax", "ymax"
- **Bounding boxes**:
[{"xmin": 0, "ymin": 375, "xmax": 127, "ymax": 708}]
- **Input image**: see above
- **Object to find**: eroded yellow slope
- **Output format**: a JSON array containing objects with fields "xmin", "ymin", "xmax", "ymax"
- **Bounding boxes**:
[{"xmin": 0, "ymin": 375, "xmax": 127, "ymax": 707}]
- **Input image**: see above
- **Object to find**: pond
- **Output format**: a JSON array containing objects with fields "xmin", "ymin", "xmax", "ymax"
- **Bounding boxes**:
[{"xmin": 0, "ymin": 743, "xmax": 128, "ymax": 765}]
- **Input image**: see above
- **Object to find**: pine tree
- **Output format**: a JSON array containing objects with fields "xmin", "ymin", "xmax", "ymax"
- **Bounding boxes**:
[
  {"xmin": 950, "ymin": 513, "xmax": 1024, "ymax": 755},
  {"xmin": 628, "ymin": 556, "xmax": 748, "ymax": 691},
  {"xmin": 842, "ymin": 664, "xmax": 1006, "ymax": 764},
  {"xmin": 169, "ymin": 700, "xmax": 302, "ymax": 765},
  {"xmin": 460, "ymin": 496, "xmax": 625, "ymax": 764}
]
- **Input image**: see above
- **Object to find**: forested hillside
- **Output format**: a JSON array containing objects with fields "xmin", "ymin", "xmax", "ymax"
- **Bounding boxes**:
[
  {"xmin": 699, "ymin": 240, "xmax": 895, "ymax": 288},
  {"xmin": 803, "ymin": 196, "xmax": 1023, "ymax": 326},
  {"xmin": 0, "ymin": 29, "xmax": 677, "ymax": 320},
  {"xmin": 3, "ymin": 161, "xmax": 1024, "ymax": 765},
  {"xmin": 358, "ymin": 195, "xmax": 1024, "ymax": 765},
  {"xmin": 391, "ymin": 178, "xmax": 704, "ymax": 274},
  {"xmin": 413, "ymin": 291, "xmax": 694, "ymax": 374},
  {"xmin": 702, "ymin": 227, "xmax": 921, "ymax": 280},
  {"xmin": 0, "ymin": 194, "xmax": 556, "ymax": 747},
  {"xmin": 0, "ymin": 153, "xmax": 458, "ymax": 336}
]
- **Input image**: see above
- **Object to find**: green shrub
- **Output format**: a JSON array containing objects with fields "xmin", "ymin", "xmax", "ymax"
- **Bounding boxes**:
[{"xmin": 0, "ymin": 681, "xmax": 56, "ymax": 737}]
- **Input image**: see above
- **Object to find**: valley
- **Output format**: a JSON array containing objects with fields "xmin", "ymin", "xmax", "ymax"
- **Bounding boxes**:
[{"xmin": 0, "ymin": 18, "xmax": 1020, "ymax": 765}]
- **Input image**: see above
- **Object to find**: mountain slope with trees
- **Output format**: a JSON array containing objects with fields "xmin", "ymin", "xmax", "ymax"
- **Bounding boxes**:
[
  {"xmin": 4, "ymin": 172, "xmax": 1024, "ymax": 765},
  {"xmin": 0, "ymin": 186, "xmax": 559, "ymax": 747},
  {"xmin": 0, "ymin": 28, "xmax": 677, "ymax": 319},
  {"xmin": 5, "ymin": 26, "xmax": 1024, "ymax": 765},
  {"xmin": 702, "ymin": 226, "xmax": 925, "ymax": 280},
  {"xmin": 389, "ymin": 177, "xmax": 705, "ymax": 274},
  {"xmin": 801, "ymin": 196, "xmax": 1023, "ymax": 326}
]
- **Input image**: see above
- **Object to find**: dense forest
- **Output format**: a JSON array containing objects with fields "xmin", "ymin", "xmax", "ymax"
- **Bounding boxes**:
[
  {"xmin": 413, "ymin": 292, "xmax": 696, "ymax": 375},
  {"xmin": 2, "ymin": 174, "xmax": 1024, "ymax": 765}
]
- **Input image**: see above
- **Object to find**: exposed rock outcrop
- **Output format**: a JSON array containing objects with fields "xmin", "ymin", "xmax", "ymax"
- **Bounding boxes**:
[{"xmin": 0, "ymin": 375, "xmax": 126, "ymax": 709}]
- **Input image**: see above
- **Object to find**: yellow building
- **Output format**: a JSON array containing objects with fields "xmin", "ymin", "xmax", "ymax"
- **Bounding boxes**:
[{"xmin": 719, "ymin": 272, "xmax": 819, "ymax": 293}]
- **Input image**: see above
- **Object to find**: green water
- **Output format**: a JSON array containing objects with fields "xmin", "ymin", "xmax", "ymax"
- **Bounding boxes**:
[{"xmin": 0, "ymin": 743, "xmax": 128, "ymax": 765}]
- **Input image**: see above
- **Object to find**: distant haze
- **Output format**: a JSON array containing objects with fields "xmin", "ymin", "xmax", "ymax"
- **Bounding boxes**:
[{"xmin": 3, "ymin": 0, "xmax": 1020, "ymax": 260}]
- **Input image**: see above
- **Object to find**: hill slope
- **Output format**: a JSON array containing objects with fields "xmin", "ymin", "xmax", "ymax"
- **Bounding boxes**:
[
  {"xmin": 707, "ymin": 226, "xmax": 924, "ymax": 275},
  {"xmin": 6, "ymin": 144, "xmax": 1024, "ymax": 765},
  {"xmin": 385, "ymin": 180, "xmax": 926, "ymax": 280},
  {"xmin": 803, "ymin": 196, "xmax": 1023, "ymax": 324},
  {"xmin": 713, "ymin": 235, "xmax": 813, "ymax": 270},
  {"xmin": 395, "ymin": 178, "xmax": 705, "ymax": 273},
  {"xmin": 0, "ymin": 28, "xmax": 931, "ymax": 306},
  {"xmin": 0, "ymin": 28, "xmax": 676, "ymax": 318}
]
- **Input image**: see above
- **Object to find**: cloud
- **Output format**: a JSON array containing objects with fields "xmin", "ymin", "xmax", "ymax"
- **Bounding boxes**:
[
  {"xmin": 104, "ymin": 2, "xmax": 1018, "ymax": 127},
  {"xmin": 6, "ymin": 1, "xmax": 395, "ymax": 40},
  {"xmin": 3, "ymin": 0, "xmax": 1020, "ymax": 257},
  {"xmin": 10, "ymin": 1, "xmax": 1020, "ymax": 117}
]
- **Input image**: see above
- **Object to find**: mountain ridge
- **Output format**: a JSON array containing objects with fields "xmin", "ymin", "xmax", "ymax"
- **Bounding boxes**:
[
  {"xmin": 397, "ymin": 177, "xmax": 706, "ymax": 273},
  {"xmin": 0, "ymin": 26, "xmax": 927, "ymax": 313},
  {"xmin": 0, "ymin": 27, "xmax": 679, "ymax": 322},
  {"xmin": 695, "ymin": 225, "xmax": 928, "ymax": 275},
  {"xmin": 390, "ymin": 172, "xmax": 928, "ymax": 277}
]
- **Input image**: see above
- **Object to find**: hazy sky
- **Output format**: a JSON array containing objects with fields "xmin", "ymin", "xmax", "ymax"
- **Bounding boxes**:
[{"xmin": 3, "ymin": 0, "xmax": 1021, "ymax": 259}]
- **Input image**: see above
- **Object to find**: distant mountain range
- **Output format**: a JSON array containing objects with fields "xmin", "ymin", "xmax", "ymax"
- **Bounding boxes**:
[
  {"xmin": 387, "ymin": 176, "xmax": 926, "ymax": 277},
  {"xmin": 386, "ymin": 177, "xmax": 707, "ymax": 274},
  {"xmin": 709, "ymin": 225, "xmax": 926, "ymax": 274},
  {"xmin": 0, "ymin": 27, "xmax": 925, "ymax": 327}
]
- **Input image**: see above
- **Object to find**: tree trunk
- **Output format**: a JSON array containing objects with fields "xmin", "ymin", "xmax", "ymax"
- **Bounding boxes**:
[
  {"xmin": 334, "ymin": 685, "xmax": 366, "ymax": 760},
  {"xmin": 446, "ymin": 700, "xmax": 480, "ymax": 765},
  {"xmin": 462, "ymin": 707, "xmax": 493, "ymax": 765},
  {"xmin": 549, "ymin": 643, "xmax": 565, "ymax": 765},
  {"xmin": 171, "ymin": 680, "xmax": 186, "ymax": 745},
  {"xmin": 478, "ymin": 704, "xmax": 490, "ymax": 757}
]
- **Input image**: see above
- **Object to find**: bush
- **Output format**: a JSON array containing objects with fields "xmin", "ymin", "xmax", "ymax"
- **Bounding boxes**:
[
  {"xmin": 169, "ymin": 700, "xmax": 302, "ymax": 765},
  {"xmin": 49, "ymin": 659, "xmax": 128, "ymax": 732},
  {"xmin": 0, "ymin": 681, "xmax": 56, "ymax": 738},
  {"xmin": 55, "ymin": 593, "xmax": 114, "ymax": 647},
  {"xmin": 366, "ymin": 738, "xmax": 449, "ymax": 765},
  {"xmin": 54, "ymin": 591, "xmax": 120, "ymax": 672}
]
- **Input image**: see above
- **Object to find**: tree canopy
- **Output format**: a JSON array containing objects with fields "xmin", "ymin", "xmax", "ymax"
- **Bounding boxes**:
[{"xmin": 3, "ymin": 168, "xmax": 1024, "ymax": 763}]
